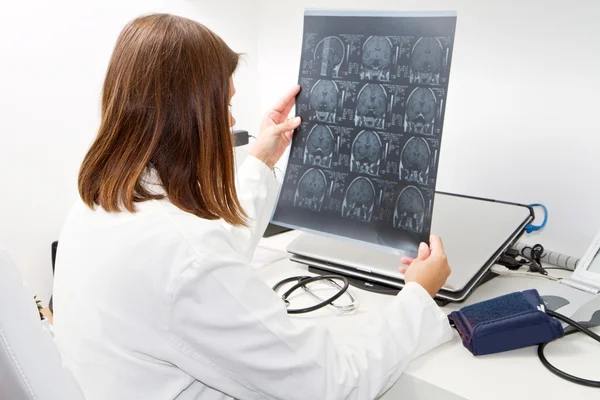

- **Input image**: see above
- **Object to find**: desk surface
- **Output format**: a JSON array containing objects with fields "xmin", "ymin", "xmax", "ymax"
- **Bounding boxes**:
[{"xmin": 257, "ymin": 231, "xmax": 600, "ymax": 400}]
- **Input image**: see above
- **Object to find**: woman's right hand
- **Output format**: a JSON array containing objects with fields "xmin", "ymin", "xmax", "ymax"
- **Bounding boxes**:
[
  {"xmin": 399, "ymin": 235, "xmax": 451, "ymax": 298},
  {"xmin": 250, "ymin": 85, "xmax": 302, "ymax": 169}
]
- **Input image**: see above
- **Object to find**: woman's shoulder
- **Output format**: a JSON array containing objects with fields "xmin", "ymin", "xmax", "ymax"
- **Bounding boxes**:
[
  {"xmin": 149, "ymin": 199, "xmax": 236, "ymax": 255},
  {"xmin": 63, "ymin": 197, "xmax": 234, "ymax": 263}
]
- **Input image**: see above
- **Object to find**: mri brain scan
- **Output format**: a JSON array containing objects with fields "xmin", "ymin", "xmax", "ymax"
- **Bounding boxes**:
[
  {"xmin": 354, "ymin": 84, "xmax": 387, "ymax": 129},
  {"xmin": 309, "ymin": 80, "xmax": 339, "ymax": 123},
  {"xmin": 351, "ymin": 130, "xmax": 382, "ymax": 176},
  {"xmin": 360, "ymin": 36, "xmax": 393, "ymax": 81},
  {"xmin": 314, "ymin": 36, "xmax": 345, "ymax": 77},
  {"xmin": 342, "ymin": 177, "xmax": 376, "ymax": 222},
  {"xmin": 393, "ymin": 186, "xmax": 425, "ymax": 232},
  {"xmin": 404, "ymin": 87, "xmax": 436, "ymax": 134},
  {"xmin": 294, "ymin": 168, "xmax": 327, "ymax": 211},
  {"xmin": 409, "ymin": 37, "xmax": 443, "ymax": 85},
  {"xmin": 400, "ymin": 137, "xmax": 431, "ymax": 184},
  {"xmin": 304, "ymin": 125, "xmax": 335, "ymax": 168}
]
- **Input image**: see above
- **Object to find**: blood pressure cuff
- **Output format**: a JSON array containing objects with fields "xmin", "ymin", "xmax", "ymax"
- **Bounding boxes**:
[{"xmin": 448, "ymin": 289, "xmax": 564, "ymax": 356}]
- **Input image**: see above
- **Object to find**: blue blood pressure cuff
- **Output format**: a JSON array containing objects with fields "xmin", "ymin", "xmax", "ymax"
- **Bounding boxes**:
[{"xmin": 448, "ymin": 289, "xmax": 564, "ymax": 356}]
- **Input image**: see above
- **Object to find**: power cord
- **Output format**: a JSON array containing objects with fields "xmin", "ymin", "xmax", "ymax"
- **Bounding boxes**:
[
  {"xmin": 539, "ymin": 309, "xmax": 600, "ymax": 387},
  {"xmin": 520, "ymin": 244, "xmax": 547, "ymax": 275},
  {"xmin": 497, "ymin": 244, "xmax": 552, "ymax": 276},
  {"xmin": 490, "ymin": 265, "xmax": 560, "ymax": 282},
  {"xmin": 543, "ymin": 266, "xmax": 576, "ymax": 271},
  {"xmin": 498, "ymin": 243, "xmax": 577, "ymax": 278},
  {"xmin": 513, "ymin": 242, "xmax": 579, "ymax": 271}
]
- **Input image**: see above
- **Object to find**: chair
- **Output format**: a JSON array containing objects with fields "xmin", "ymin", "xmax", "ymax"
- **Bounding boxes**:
[{"xmin": 0, "ymin": 248, "xmax": 85, "ymax": 399}]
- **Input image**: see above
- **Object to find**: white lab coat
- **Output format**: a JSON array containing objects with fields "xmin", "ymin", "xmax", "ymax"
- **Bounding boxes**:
[{"xmin": 52, "ymin": 155, "xmax": 453, "ymax": 400}]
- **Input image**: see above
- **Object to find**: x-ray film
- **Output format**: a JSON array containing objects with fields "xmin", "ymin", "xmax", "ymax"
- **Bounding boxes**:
[{"xmin": 272, "ymin": 9, "xmax": 456, "ymax": 256}]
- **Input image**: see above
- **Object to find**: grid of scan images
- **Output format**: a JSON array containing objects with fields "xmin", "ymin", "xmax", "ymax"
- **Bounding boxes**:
[{"xmin": 272, "ymin": 12, "xmax": 457, "ymax": 253}]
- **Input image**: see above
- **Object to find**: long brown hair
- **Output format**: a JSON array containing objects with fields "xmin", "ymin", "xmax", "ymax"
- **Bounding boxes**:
[{"xmin": 78, "ymin": 13, "xmax": 247, "ymax": 226}]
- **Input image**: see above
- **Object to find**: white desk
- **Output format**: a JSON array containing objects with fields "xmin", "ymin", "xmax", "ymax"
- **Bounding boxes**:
[{"xmin": 256, "ymin": 231, "xmax": 600, "ymax": 400}]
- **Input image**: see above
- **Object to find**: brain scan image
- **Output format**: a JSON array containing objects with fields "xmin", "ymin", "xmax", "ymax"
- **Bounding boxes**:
[
  {"xmin": 393, "ymin": 186, "xmax": 425, "ymax": 233},
  {"xmin": 294, "ymin": 168, "xmax": 327, "ymax": 212},
  {"xmin": 304, "ymin": 125, "xmax": 335, "ymax": 168},
  {"xmin": 341, "ymin": 177, "xmax": 376, "ymax": 222},
  {"xmin": 400, "ymin": 137, "xmax": 431, "ymax": 184},
  {"xmin": 409, "ymin": 37, "xmax": 444, "ymax": 85},
  {"xmin": 360, "ymin": 36, "xmax": 393, "ymax": 81},
  {"xmin": 309, "ymin": 80, "xmax": 339, "ymax": 123},
  {"xmin": 354, "ymin": 84, "xmax": 387, "ymax": 129},
  {"xmin": 350, "ymin": 130, "xmax": 382, "ymax": 176},
  {"xmin": 404, "ymin": 87, "xmax": 436, "ymax": 134},
  {"xmin": 314, "ymin": 36, "xmax": 345, "ymax": 77}
]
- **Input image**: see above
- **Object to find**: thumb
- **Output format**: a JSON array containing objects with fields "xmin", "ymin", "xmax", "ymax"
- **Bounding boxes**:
[
  {"xmin": 272, "ymin": 116, "xmax": 301, "ymax": 135},
  {"xmin": 429, "ymin": 234, "xmax": 445, "ymax": 256},
  {"xmin": 416, "ymin": 242, "xmax": 430, "ymax": 261}
]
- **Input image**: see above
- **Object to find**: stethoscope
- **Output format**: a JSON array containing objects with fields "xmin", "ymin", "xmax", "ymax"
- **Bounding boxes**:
[{"xmin": 272, "ymin": 275, "xmax": 356, "ymax": 314}]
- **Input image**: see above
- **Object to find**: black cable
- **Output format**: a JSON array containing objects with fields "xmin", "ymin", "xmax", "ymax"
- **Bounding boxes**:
[
  {"xmin": 547, "ymin": 309, "xmax": 600, "ymax": 345},
  {"xmin": 520, "ymin": 244, "xmax": 547, "ymax": 275},
  {"xmin": 272, "ymin": 275, "xmax": 350, "ymax": 314},
  {"xmin": 538, "ymin": 309, "xmax": 600, "ymax": 388}
]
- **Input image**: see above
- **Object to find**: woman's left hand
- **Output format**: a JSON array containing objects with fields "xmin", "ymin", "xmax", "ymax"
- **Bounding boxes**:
[{"xmin": 250, "ymin": 85, "xmax": 302, "ymax": 169}]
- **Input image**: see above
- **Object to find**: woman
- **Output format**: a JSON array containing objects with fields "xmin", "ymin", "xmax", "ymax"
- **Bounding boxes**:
[{"xmin": 53, "ymin": 13, "xmax": 453, "ymax": 400}]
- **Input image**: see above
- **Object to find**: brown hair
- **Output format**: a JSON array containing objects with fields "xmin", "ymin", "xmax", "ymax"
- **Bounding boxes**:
[{"xmin": 78, "ymin": 13, "xmax": 247, "ymax": 225}]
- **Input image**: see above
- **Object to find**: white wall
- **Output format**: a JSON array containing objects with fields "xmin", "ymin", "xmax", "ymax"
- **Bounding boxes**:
[
  {"xmin": 2, "ymin": 0, "xmax": 599, "ymax": 303},
  {"xmin": 0, "ymin": 0, "xmax": 259, "ymax": 303},
  {"xmin": 255, "ymin": 0, "xmax": 600, "ymax": 259}
]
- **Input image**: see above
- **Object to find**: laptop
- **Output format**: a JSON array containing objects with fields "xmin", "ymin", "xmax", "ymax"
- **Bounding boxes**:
[{"xmin": 287, "ymin": 192, "xmax": 534, "ymax": 302}]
